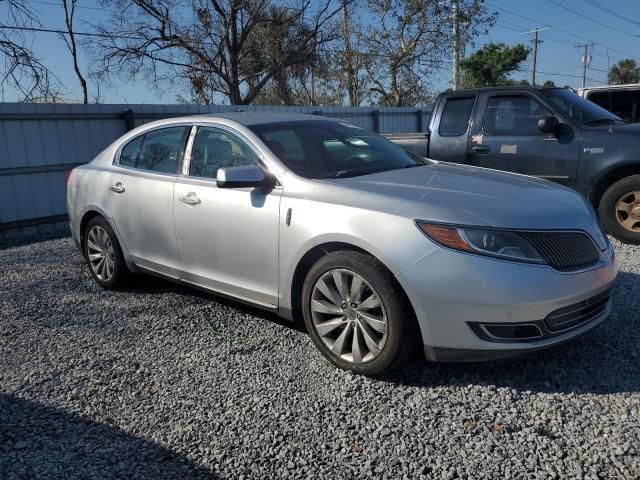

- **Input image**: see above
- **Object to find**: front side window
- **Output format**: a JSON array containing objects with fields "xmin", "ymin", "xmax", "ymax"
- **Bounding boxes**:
[
  {"xmin": 250, "ymin": 120, "xmax": 428, "ymax": 179},
  {"xmin": 483, "ymin": 96, "xmax": 551, "ymax": 136},
  {"xmin": 118, "ymin": 126, "xmax": 188, "ymax": 173},
  {"xmin": 188, "ymin": 127, "xmax": 259, "ymax": 179},
  {"xmin": 439, "ymin": 96, "xmax": 475, "ymax": 136}
]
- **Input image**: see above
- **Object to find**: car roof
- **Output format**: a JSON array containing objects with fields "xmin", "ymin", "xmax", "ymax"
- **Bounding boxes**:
[
  {"xmin": 441, "ymin": 86, "xmax": 564, "ymax": 95},
  {"xmin": 200, "ymin": 111, "xmax": 325, "ymax": 126}
]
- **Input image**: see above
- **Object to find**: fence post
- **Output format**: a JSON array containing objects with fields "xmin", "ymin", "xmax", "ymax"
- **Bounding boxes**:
[
  {"xmin": 372, "ymin": 109, "xmax": 380, "ymax": 133},
  {"xmin": 417, "ymin": 109, "xmax": 424, "ymax": 132},
  {"xmin": 122, "ymin": 108, "xmax": 134, "ymax": 131}
]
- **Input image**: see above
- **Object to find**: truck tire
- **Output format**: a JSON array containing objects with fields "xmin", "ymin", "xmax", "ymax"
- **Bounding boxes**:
[{"xmin": 598, "ymin": 175, "xmax": 640, "ymax": 244}]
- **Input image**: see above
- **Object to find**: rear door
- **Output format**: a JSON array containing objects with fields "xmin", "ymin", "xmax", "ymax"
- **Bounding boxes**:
[
  {"xmin": 467, "ymin": 92, "xmax": 580, "ymax": 185},
  {"xmin": 428, "ymin": 94, "xmax": 476, "ymax": 163},
  {"xmin": 108, "ymin": 126, "xmax": 189, "ymax": 278}
]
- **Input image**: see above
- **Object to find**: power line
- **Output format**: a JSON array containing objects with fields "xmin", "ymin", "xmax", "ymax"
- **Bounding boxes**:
[
  {"xmin": 486, "ymin": 1, "xmax": 636, "ymax": 58},
  {"xmin": 545, "ymin": 0, "xmax": 640, "ymax": 38},
  {"xmin": 583, "ymin": 0, "xmax": 640, "ymax": 26}
]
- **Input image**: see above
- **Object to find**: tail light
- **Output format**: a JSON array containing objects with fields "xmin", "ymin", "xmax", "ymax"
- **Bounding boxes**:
[{"xmin": 65, "ymin": 168, "xmax": 74, "ymax": 188}]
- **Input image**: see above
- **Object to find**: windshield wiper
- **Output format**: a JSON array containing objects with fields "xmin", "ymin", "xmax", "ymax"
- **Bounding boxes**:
[{"xmin": 583, "ymin": 118, "xmax": 617, "ymax": 125}]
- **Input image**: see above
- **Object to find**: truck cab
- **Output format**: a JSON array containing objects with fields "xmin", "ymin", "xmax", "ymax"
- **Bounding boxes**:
[{"xmin": 389, "ymin": 86, "xmax": 640, "ymax": 244}]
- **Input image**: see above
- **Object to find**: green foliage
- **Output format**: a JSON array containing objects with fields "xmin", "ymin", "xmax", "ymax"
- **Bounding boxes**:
[
  {"xmin": 543, "ymin": 80, "xmax": 556, "ymax": 87},
  {"xmin": 459, "ymin": 43, "xmax": 530, "ymax": 88},
  {"xmin": 608, "ymin": 59, "xmax": 640, "ymax": 85}
]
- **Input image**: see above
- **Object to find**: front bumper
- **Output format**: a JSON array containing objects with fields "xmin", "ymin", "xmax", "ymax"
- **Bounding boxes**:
[{"xmin": 395, "ymin": 243, "xmax": 617, "ymax": 362}]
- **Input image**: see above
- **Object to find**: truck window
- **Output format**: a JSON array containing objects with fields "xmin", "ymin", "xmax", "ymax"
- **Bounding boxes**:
[
  {"xmin": 483, "ymin": 96, "xmax": 551, "ymax": 136},
  {"xmin": 439, "ymin": 97, "xmax": 475, "ymax": 136}
]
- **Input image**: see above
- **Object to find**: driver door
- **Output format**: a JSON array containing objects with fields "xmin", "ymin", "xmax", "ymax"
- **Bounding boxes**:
[
  {"xmin": 467, "ymin": 93, "xmax": 580, "ymax": 185},
  {"xmin": 173, "ymin": 125, "xmax": 282, "ymax": 307}
]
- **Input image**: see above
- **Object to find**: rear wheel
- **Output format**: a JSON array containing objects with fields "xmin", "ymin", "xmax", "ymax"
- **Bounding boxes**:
[
  {"xmin": 598, "ymin": 175, "xmax": 640, "ymax": 244},
  {"xmin": 83, "ymin": 216, "xmax": 130, "ymax": 289},
  {"xmin": 301, "ymin": 251, "xmax": 419, "ymax": 376}
]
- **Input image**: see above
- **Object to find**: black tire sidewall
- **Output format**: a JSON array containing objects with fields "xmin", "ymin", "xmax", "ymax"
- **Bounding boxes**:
[
  {"xmin": 83, "ymin": 216, "xmax": 128, "ymax": 289},
  {"xmin": 598, "ymin": 175, "xmax": 640, "ymax": 245},
  {"xmin": 301, "ymin": 251, "xmax": 415, "ymax": 376}
]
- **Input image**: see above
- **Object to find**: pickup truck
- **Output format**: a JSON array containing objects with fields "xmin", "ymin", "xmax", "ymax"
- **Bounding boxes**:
[{"xmin": 387, "ymin": 86, "xmax": 640, "ymax": 244}]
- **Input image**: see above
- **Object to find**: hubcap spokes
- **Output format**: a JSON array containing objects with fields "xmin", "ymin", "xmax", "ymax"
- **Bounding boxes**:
[
  {"xmin": 615, "ymin": 191, "xmax": 640, "ymax": 232},
  {"xmin": 87, "ymin": 226, "xmax": 115, "ymax": 281},
  {"xmin": 311, "ymin": 269, "xmax": 388, "ymax": 364}
]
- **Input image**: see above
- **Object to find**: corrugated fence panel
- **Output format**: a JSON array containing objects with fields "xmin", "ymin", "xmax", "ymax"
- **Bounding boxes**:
[{"xmin": 0, "ymin": 102, "xmax": 432, "ymax": 241}]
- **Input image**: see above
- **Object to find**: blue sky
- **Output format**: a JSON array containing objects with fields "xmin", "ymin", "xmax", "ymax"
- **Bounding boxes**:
[{"xmin": 1, "ymin": 0, "xmax": 639, "ymax": 103}]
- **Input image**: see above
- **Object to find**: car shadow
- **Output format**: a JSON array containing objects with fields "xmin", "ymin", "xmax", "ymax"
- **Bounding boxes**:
[
  {"xmin": 0, "ymin": 394, "xmax": 216, "ymax": 479},
  {"xmin": 124, "ymin": 270, "xmax": 638, "ymax": 395},
  {"xmin": 125, "ymin": 273, "xmax": 307, "ymax": 333}
]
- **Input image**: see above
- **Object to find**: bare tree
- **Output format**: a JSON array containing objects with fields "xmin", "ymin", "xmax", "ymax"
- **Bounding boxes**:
[
  {"xmin": 359, "ymin": 0, "xmax": 493, "ymax": 106},
  {"xmin": 0, "ymin": 0, "xmax": 61, "ymax": 101},
  {"xmin": 89, "ymin": 0, "xmax": 346, "ymax": 105},
  {"xmin": 339, "ymin": 0, "xmax": 367, "ymax": 106},
  {"xmin": 60, "ymin": 0, "xmax": 88, "ymax": 103}
]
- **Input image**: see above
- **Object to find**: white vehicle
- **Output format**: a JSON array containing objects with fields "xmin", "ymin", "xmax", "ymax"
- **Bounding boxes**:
[{"xmin": 578, "ymin": 84, "xmax": 640, "ymax": 123}]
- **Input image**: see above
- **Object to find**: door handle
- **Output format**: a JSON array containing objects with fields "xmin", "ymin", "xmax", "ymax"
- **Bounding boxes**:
[
  {"xmin": 471, "ymin": 145, "xmax": 491, "ymax": 154},
  {"xmin": 179, "ymin": 192, "xmax": 201, "ymax": 205},
  {"xmin": 109, "ymin": 182, "xmax": 125, "ymax": 193}
]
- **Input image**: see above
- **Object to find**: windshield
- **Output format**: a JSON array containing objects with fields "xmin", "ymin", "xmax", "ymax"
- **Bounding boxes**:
[
  {"xmin": 250, "ymin": 120, "xmax": 429, "ymax": 179},
  {"xmin": 541, "ymin": 88, "xmax": 624, "ymax": 125}
]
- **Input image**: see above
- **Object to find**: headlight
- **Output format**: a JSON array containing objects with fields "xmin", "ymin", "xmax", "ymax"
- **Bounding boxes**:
[{"xmin": 417, "ymin": 222, "xmax": 546, "ymax": 264}]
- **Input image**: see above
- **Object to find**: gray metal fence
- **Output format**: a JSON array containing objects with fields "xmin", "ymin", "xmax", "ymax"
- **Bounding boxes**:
[{"xmin": 0, "ymin": 102, "xmax": 432, "ymax": 241}]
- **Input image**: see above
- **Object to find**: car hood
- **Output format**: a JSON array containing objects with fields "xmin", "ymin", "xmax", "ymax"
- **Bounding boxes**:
[{"xmin": 318, "ymin": 162, "xmax": 600, "ymax": 232}]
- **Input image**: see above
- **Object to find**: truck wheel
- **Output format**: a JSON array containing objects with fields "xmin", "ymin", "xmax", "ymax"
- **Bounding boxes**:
[{"xmin": 598, "ymin": 175, "xmax": 640, "ymax": 244}]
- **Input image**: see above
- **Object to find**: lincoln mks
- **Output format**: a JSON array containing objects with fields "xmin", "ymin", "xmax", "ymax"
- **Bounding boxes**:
[{"xmin": 67, "ymin": 113, "xmax": 617, "ymax": 375}]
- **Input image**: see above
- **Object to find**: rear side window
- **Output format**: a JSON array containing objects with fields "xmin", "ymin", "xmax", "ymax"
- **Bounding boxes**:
[
  {"xmin": 119, "ymin": 135, "xmax": 143, "ymax": 168},
  {"xmin": 483, "ymin": 96, "xmax": 551, "ymax": 136},
  {"xmin": 439, "ymin": 97, "xmax": 475, "ymax": 136},
  {"xmin": 118, "ymin": 127, "xmax": 188, "ymax": 174}
]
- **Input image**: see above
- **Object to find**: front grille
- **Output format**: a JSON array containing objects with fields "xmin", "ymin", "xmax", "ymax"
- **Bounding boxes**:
[
  {"xmin": 544, "ymin": 289, "xmax": 611, "ymax": 332},
  {"xmin": 518, "ymin": 231, "xmax": 600, "ymax": 270}
]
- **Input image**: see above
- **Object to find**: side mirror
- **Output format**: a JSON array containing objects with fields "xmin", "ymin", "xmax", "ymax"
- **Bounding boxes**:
[
  {"xmin": 216, "ymin": 165, "xmax": 269, "ymax": 189},
  {"xmin": 538, "ymin": 116, "xmax": 560, "ymax": 134}
]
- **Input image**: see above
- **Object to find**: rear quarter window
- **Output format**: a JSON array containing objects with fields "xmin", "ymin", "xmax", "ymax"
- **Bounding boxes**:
[{"xmin": 439, "ymin": 97, "xmax": 475, "ymax": 136}]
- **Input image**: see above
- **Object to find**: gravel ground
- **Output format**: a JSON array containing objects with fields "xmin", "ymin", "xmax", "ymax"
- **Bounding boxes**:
[{"xmin": 1, "ymin": 237, "xmax": 638, "ymax": 479}]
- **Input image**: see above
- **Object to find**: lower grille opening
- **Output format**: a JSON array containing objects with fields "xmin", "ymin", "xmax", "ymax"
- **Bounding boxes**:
[
  {"xmin": 544, "ymin": 289, "xmax": 611, "ymax": 332},
  {"xmin": 469, "ymin": 322, "xmax": 544, "ymax": 342},
  {"xmin": 483, "ymin": 323, "xmax": 543, "ymax": 340}
]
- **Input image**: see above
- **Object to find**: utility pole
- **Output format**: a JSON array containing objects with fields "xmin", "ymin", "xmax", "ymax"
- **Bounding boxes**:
[
  {"xmin": 522, "ymin": 28, "xmax": 548, "ymax": 86},
  {"xmin": 452, "ymin": 0, "xmax": 460, "ymax": 90},
  {"xmin": 580, "ymin": 44, "xmax": 592, "ymax": 89}
]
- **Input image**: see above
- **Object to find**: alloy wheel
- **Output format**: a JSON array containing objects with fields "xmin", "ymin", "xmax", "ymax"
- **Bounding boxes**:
[
  {"xmin": 86, "ymin": 225, "xmax": 115, "ymax": 281},
  {"xmin": 615, "ymin": 191, "xmax": 640, "ymax": 233},
  {"xmin": 310, "ymin": 268, "xmax": 388, "ymax": 364}
]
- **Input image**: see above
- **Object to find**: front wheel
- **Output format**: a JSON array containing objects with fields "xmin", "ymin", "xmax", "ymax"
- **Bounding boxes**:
[
  {"xmin": 301, "ymin": 251, "xmax": 419, "ymax": 376},
  {"xmin": 598, "ymin": 175, "xmax": 640, "ymax": 244}
]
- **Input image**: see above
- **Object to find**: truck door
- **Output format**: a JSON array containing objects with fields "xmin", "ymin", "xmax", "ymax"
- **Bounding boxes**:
[
  {"xmin": 428, "ymin": 95, "xmax": 476, "ymax": 163},
  {"xmin": 467, "ymin": 93, "xmax": 580, "ymax": 185}
]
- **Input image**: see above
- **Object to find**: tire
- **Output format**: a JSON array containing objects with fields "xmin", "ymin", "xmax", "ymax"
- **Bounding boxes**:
[
  {"xmin": 83, "ymin": 216, "xmax": 130, "ymax": 289},
  {"xmin": 301, "ymin": 251, "xmax": 419, "ymax": 376},
  {"xmin": 598, "ymin": 175, "xmax": 640, "ymax": 245}
]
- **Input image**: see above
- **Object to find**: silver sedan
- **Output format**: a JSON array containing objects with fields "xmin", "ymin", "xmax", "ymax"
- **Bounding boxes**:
[{"xmin": 67, "ymin": 113, "xmax": 617, "ymax": 375}]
